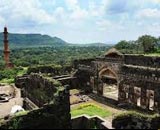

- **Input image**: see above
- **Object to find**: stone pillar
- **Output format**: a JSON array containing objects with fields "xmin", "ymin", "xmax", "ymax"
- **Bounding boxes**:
[
  {"xmin": 97, "ymin": 79, "xmax": 103, "ymax": 96},
  {"xmin": 128, "ymin": 86, "xmax": 135, "ymax": 105},
  {"xmin": 118, "ymin": 83, "xmax": 126, "ymax": 103},
  {"xmin": 140, "ymin": 88, "xmax": 147, "ymax": 109},
  {"xmin": 90, "ymin": 76, "xmax": 94, "ymax": 92},
  {"xmin": 154, "ymin": 88, "xmax": 160, "ymax": 113}
]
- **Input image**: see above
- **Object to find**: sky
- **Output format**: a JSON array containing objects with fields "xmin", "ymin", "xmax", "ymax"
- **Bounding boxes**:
[{"xmin": 0, "ymin": 0, "xmax": 160, "ymax": 44}]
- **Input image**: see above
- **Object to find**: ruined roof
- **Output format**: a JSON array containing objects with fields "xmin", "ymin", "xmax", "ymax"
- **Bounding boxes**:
[{"xmin": 105, "ymin": 48, "xmax": 122, "ymax": 57}]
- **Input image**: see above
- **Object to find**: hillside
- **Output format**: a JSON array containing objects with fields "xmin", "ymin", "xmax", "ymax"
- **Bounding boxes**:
[
  {"xmin": 0, "ymin": 33, "xmax": 112, "ymax": 49},
  {"xmin": 0, "ymin": 33, "xmax": 67, "ymax": 48}
]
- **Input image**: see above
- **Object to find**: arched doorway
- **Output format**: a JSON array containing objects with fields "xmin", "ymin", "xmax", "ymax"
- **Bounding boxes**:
[{"xmin": 99, "ymin": 68, "xmax": 118, "ymax": 101}]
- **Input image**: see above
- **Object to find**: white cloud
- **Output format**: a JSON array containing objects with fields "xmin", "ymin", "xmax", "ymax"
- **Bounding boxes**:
[
  {"xmin": 96, "ymin": 20, "xmax": 112, "ymax": 31},
  {"xmin": 65, "ymin": 0, "xmax": 79, "ymax": 11},
  {"xmin": 64, "ymin": 0, "xmax": 89, "ymax": 21},
  {"xmin": 70, "ymin": 9, "xmax": 88, "ymax": 21},
  {"xmin": 0, "ymin": 0, "xmax": 159, "ymax": 43},
  {"xmin": 0, "ymin": 0, "xmax": 56, "ymax": 27},
  {"xmin": 88, "ymin": 0, "xmax": 105, "ymax": 17},
  {"xmin": 0, "ymin": 16, "xmax": 5, "ymax": 25},
  {"xmin": 136, "ymin": 8, "xmax": 160, "ymax": 19},
  {"xmin": 152, "ymin": 0, "xmax": 160, "ymax": 3},
  {"xmin": 54, "ymin": 7, "xmax": 65, "ymax": 19}
]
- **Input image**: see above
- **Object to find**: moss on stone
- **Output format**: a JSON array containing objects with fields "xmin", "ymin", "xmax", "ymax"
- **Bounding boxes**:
[{"xmin": 112, "ymin": 111, "xmax": 160, "ymax": 129}]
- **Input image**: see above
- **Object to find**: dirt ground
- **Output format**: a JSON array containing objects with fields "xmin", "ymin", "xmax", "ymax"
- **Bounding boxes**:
[
  {"xmin": 103, "ymin": 84, "xmax": 118, "ymax": 101},
  {"xmin": 0, "ymin": 85, "xmax": 15, "ymax": 95},
  {"xmin": 0, "ymin": 85, "xmax": 23, "ymax": 118}
]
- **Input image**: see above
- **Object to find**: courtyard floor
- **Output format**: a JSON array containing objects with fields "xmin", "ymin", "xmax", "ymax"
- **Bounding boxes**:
[
  {"xmin": 0, "ymin": 85, "xmax": 23, "ymax": 119},
  {"xmin": 70, "ymin": 89, "xmax": 125, "ymax": 123}
]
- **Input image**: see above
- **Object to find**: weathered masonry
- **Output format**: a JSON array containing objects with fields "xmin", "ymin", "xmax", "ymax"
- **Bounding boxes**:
[
  {"xmin": 74, "ymin": 48, "xmax": 160, "ymax": 112},
  {"xmin": 119, "ymin": 55, "xmax": 160, "ymax": 112},
  {"xmin": 1, "ymin": 74, "xmax": 71, "ymax": 129}
]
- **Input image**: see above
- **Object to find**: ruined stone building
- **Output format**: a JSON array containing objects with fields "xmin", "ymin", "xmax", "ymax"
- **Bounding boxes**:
[
  {"xmin": 14, "ymin": 48, "xmax": 160, "ymax": 114},
  {"xmin": 1, "ymin": 48, "xmax": 160, "ymax": 129},
  {"xmin": 1, "ymin": 74, "xmax": 71, "ymax": 129},
  {"xmin": 73, "ymin": 48, "xmax": 160, "ymax": 112}
]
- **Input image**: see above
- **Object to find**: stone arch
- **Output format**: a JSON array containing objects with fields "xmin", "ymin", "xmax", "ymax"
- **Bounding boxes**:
[
  {"xmin": 99, "ymin": 67, "xmax": 118, "ymax": 80},
  {"xmin": 98, "ymin": 67, "xmax": 119, "ymax": 101}
]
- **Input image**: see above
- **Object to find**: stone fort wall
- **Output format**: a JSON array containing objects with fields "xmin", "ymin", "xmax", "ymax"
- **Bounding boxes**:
[
  {"xmin": 119, "ymin": 55, "xmax": 160, "ymax": 112},
  {"xmin": 124, "ymin": 55, "xmax": 160, "ymax": 68},
  {"xmin": 74, "ymin": 50, "xmax": 160, "ymax": 112}
]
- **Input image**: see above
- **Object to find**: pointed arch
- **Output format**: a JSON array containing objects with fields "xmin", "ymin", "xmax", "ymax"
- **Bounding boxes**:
[
  {"xmin": 99, "ymin": 68, "xmax": 117, "ymax": 80},
  {"xmin": 105, "ymin": 48, "xmax": 122, "ymax": 57}
]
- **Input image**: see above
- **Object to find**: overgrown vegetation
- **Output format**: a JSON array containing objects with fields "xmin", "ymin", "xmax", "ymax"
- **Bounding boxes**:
[
  {"xmin": 27, "ymin": 74, "xmax": 64, "ymax": 104},
  {"xmin": 112, "ymin": 111, "xmax": 160, "ymax": 129},
  {"xmin": 0, "ymin": 67, "xmax": 27, "ymax": 84},
  {"xmin": 0, "ymin": 46, "xmax": 109, "ymax": 83},
  {"xmin": 71, "ymin": 103, "xmax": 112, "ymax": 118},
  {"xmin": 113, "ymin": 111, "xmax": 158, "ymax": 121},
  {"xmin": 8, "ymin": 46, "xmax": 109, "ymax": 67}
]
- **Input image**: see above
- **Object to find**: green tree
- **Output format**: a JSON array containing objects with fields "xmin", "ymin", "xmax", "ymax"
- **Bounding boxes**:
[
  {"xmin": 137, "ymin": 35, "xmax": 158, "ymax": 53},
  {"xmin": 115, "ymin": 40, "xmax": 130, "ymax": 50},
  {"xmin": 0, "ymin": 60, "xmax": 5, "ymax": 70}
]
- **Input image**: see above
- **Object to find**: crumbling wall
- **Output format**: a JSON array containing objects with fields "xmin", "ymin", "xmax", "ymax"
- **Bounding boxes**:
[
  {"xmin": 1, "ymin": 74, "xmax": 71, "ymax": 129},
  {"xmin": 91, "ymin": 56, "xmax": 123, "ymax": 96},
  {"xmin": 72, "ymin": 55, "xmax": 123, "ymax": 95},
  {"xmin": 73, "ymin": 54, "xmax": 160, "ymax": 113},
  {"xmin": 93, "ymin": 57, "xmax": 123, "ymax": 76},
  {"xmin": 119, "ymin": 65, "xmax": 160, "ymax": 112},
  {"xmin": 73, "ymin": 58, "xmax": 94, "ymax": 69},
  {"xmin": 112, "ymin": 112, "xmax": 160, "ymax": 129},
  {"xmin": 124, "ymin": 55, "xmax": 160, "ymax": 68},
  {"xmin": 0, "ymin": 89, "xmax": 71, "ymax": 129},
  {"xmin": 16, "ymin": 74, "xmax": 64, "ymax": 107},
  {"xmin": 72, "ymin": 70, "xmax": 92, "ymax": 93},
  {"xmin": 72, "ymin": 115, "xmax": 113, "ymax": 129},
  {"xmin": 27, "ymin": 65, "xmax": 73, "ymax": 75}
]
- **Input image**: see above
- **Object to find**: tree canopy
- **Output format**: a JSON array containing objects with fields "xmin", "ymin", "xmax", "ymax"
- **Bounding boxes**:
[
  {"xmin": 115, "ymin": 35, "xmax": 160, "ymax": 54},
  {"xmin": 137, "ymin": 35, "xmax": 158, "ymax": 53}
]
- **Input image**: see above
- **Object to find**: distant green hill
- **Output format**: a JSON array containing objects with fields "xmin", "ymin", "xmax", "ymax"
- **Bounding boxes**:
[
  {"xmin": 0, "ymin": 33, "xmax": 112, "ymax": 49},
  {"xmin": 0, "ymin": 33, "xmax": 67, "ymax": 48}
]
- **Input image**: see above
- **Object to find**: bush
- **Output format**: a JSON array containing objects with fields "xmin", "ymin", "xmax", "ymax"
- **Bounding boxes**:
[
  {"xmin": 0, "ymin": 67, "xmax": 27, "ymax": 83},
  {"xmin": 112, "ymin": 111, "xmax": 160, "ymax": 129}
]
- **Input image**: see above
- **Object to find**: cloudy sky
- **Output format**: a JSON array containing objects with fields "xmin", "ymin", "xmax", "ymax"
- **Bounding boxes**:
[{"xmin": 0, "ymin": 0, "xmax": 160, "ymax": 44}]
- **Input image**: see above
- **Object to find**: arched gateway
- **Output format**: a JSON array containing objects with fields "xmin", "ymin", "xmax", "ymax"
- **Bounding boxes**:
[
  {"xmin": 99, "ymin": 67, "xmax": 118, "ymax": 101},
  {"xmin": 94, "ymin": 48, "xmax": 123, "ymax": 101}
]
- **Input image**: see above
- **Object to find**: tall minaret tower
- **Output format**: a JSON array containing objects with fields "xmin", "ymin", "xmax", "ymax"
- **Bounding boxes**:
[{"xmin": 3, "ymin": 27, "xmax": 12, "ymax": 68}]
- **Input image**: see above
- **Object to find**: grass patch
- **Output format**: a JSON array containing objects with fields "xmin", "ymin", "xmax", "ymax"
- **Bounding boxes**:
[
  {"xmin": 145, "ymin": 53, "xmax": 160, "ymax": 56},
  {"xmin": 17, "ymin": 67, "xmax": 28, "ymax": 76},
  {"xmin": 14, "ymin": 111, "xmax": 29, "ymax": 117},
  {"xmin": 0, "ymin": 67, "xmax": 27, "ymax": 84},
  {"xmin": 71, "ymin": 103, "xmax": 112, "ymax": 118},
  {"xmin": 0, "ymin": 78, "xmax": 14, "ymax": 84}
]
